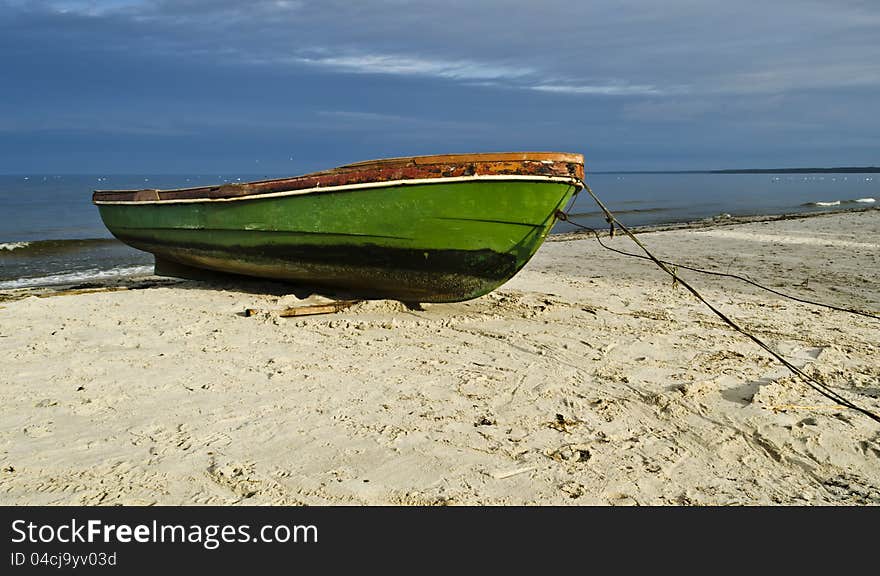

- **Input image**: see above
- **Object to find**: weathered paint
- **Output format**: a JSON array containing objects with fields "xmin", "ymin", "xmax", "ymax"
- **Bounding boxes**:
[
  {"xmin": 93, "ymin": 152, "xmax": 584, "ymax": 203},
  {"xmin": 93, "ymin": 153, "xmax": 583, "ymax": 302}
]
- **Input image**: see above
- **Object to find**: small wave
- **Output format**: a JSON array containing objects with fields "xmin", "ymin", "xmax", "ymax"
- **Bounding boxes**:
[
  {"xmin": 0, "ymin": 241, "xmax": 31, "ymax": 251},
  {"xmin": 0, "ymin": 265, "xmax": 153, "ymax": 290},
  {"xmin": 0, "ymin": 238, "xmax": 118, "ymax": 257},
  {"xmin": 803, "ymin": 197, "xmax": 877, "ymax": 207}
]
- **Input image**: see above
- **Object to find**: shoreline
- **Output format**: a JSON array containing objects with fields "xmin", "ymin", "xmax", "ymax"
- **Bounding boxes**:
[
  {"xmin": 552, "ymin": 204, "xmax": 879, "ymax": 240},
  {"xmin": 2, "ymin": 205, "xmax": 877, "ymax": 300},
  {"xmin": 1, "ymin": 209, "xmax": 878, "ymax": 505}
]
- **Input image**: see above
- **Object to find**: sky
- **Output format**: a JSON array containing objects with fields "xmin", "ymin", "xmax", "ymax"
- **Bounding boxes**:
[{"xmin": 1, "ymin": 0, "xmax": 879, "ymax": 173}]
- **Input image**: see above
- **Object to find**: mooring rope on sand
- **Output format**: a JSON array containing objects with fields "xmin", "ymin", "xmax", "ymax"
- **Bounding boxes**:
[
  {"xmin": 560, "ymin": 218, "xmax": 880, "ymax": 322},
  {"xmin": 561, "ymin": 180, "xmax": 880, "ymax": 424}
]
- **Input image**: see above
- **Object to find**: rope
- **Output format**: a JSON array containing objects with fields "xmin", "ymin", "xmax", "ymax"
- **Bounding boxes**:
[
  {"xmin": 562, "ymin": 180, "xmax": 880, "ymax": 424},
  {"xmin": 558, "ymin": 217, "xmax": 880, "ymax": 321}
]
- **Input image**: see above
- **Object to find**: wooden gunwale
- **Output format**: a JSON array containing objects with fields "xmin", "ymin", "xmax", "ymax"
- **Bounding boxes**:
[{"xmin": 92, "ymin": 152, "xmax": 585, "ymax": 204}]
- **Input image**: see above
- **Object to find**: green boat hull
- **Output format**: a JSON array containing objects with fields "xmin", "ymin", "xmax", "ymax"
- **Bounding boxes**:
[{"xmin": 97, "ymin": 179, "xmax": 576, "ymax": 302}]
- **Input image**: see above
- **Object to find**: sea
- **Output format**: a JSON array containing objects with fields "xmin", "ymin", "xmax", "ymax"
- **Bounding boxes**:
[{"xmin": 0, "ymin": 172, "xmax": 877, "ymax": 290}]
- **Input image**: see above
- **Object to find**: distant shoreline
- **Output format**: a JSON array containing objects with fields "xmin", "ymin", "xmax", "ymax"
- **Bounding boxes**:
[{"xmin": 592, "ymin": 167, "xmax": 880, "ymax": 174}]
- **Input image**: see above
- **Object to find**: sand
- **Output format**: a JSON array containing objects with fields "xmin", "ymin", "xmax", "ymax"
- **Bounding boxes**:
[{"xmin": 1, "ymin": 209, "xmax": 879, "ymax": 505}]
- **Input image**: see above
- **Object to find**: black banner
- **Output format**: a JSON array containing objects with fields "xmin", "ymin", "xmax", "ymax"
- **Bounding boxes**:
[{"xmin": 0, "ymin": 506, "xmax": 864, "ymax": 573}]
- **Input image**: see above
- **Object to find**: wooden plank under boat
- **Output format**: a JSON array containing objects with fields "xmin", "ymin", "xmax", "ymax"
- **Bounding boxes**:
[{"xmin": 92, "ymin": 152, "xmax": 585, "ymax": 302}]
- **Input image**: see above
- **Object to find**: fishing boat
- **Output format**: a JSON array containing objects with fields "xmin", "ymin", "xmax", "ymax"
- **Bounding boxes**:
[{"xmin": 92, "ymin": 152, "xmax": 584, "ymax": 302}]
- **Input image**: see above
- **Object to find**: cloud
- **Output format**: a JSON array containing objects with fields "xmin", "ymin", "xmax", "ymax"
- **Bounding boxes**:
[
  {"xmin": 294, "ymin": 53, "xmax": 534, "ymax": 82},
  {"xmin": 289, "ymin": 48, "xmax": 674, "ymax": 97},
  {"xmin": 13, "ymin": 0, "xmax": 147, "ymax": 16},
  {"xmin": 249, "ymin": 48, "xmax": 669, "ymax": 98},
  {"xmin": 6, "ymin": 1, "xmax": 880, "ymax": 102},
  {"xmin": 19, "ymin": 0, "xmax": 880, "ymax": 99},
  {"xmin": 531, "ymin": 83, "xmax": 668, "ymax": 97},
  {"xmin": 0, "ymin": 1, "xmax": 681, "ymax": 97}
]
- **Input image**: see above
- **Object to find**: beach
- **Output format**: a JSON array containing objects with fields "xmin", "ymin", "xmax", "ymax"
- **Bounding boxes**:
[{"xmin": 1, "ymin": 208, "xmax": 878, "ymax": 505}]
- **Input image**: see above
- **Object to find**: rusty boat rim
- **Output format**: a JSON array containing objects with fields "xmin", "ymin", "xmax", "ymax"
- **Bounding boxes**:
[{"xmin": 92, "ymin": 151, "xmax": 585, "ymax": 205}]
